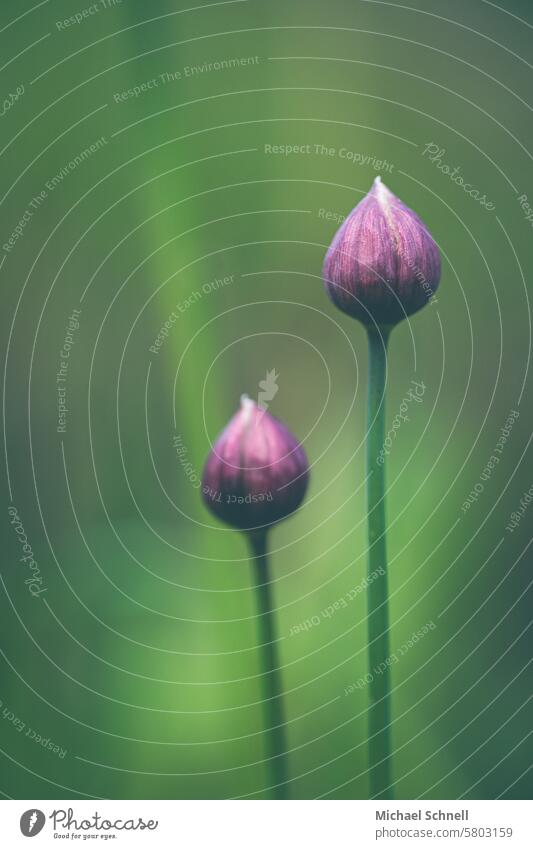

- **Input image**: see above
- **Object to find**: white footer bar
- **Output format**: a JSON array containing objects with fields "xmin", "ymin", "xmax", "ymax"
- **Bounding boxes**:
[{"xmin": 0, "ymin": 799, "xmax": 529, "ymax": 848}]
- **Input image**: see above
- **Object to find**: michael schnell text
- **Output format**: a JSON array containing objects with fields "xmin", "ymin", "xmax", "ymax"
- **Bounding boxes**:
[{"xmin": 376, "ymin": 809, "xmax": 469, "ymax": 821}]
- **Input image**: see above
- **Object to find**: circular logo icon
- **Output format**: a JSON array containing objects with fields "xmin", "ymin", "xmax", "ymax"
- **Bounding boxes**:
[{"xmin": 20, "ymin": 810, "xmax": 46, "ymax": 837}]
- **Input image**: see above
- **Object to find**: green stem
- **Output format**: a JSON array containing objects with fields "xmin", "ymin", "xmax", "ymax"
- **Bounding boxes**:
[
  {"xmin": 248, "ymin": 531, "xmax": 289, "ymax": 799},
  {"xmin": 366, "ymin": 325, "xmax": 394, "ymax": 799}
]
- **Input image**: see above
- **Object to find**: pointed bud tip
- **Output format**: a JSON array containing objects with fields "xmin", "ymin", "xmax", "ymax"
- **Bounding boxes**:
[
  {"xmin": 239, "ymin": 393, "xmax": 255, "ymax": 419},
  {"xmin": 370, "ymin": 175, "xmax": 394, "ymax": 204}
]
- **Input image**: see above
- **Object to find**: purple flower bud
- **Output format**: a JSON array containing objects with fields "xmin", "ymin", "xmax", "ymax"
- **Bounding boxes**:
[
  {"xmin": 201, "ymin": 395, "xmax": 309, "ymax": 532},
  {"xmin": 323, "ymin": 177, "xmax": 441, "ymax": 326}
]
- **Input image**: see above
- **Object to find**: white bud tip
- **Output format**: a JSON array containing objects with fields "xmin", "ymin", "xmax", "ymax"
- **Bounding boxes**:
[
  {"xmin": 240, "ymin": 393, "xmax": 255, "ymax": 423},
  {"xmin": 373, "ymin": 175, "xmax": 393, "ymax": 206}
]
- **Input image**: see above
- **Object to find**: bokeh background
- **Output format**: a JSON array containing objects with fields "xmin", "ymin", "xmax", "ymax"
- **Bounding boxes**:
[{"xmin": 1, "ymin": 0, "xmax": 532, "ymax": 800}]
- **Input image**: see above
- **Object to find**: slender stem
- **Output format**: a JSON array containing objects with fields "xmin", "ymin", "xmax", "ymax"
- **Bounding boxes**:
[
  {"xmin": 248, "ymin": 531, "xmax": 289, "ymax": 799},
  {"xmin": 365, "ymin": 325, "xmax": 394, "ymax": 799}
]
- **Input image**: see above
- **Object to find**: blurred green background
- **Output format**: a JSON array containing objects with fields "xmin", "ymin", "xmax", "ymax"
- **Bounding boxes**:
[{"xmin": 1, "ymin": 0, "xmax": 532, "ymax": 800}]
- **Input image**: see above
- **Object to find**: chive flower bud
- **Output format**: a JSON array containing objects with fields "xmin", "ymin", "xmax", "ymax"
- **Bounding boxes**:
[
  {"xmin": 323, "ymin": 177, "xmax": 441, "ymax": 326},
  {"xmin": 201, "ymin": 395, "xmax": 309, "ymax": 531}
]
